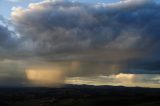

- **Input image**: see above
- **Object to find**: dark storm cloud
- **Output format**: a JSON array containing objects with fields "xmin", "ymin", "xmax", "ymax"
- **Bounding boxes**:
[
  {"xmin": 4, "ymin": 0, "xmax": 159, "ymax": 75},
  {"xmin": 11, "ymin": 0, "xmax": 160, "ymax": 51},
  {"xmin": 1, "ymin": 0, "xmax": 160, "ymax": 87}
]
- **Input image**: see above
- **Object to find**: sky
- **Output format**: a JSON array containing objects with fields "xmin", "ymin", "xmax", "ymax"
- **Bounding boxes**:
[
  {"xmin": 0, "ymin": 0, "xmax": 119, "ymax": 18},
  {"xmin": 0, "ymin": 0, "xmax": 160, "ymax": 88}
]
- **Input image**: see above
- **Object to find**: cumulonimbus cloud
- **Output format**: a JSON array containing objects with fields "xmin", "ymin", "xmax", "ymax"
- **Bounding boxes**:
[
  {"xmin": 11, "ymin": 1, "xmax": 160, "ymax": 60},
  {"xmin": 11, "ymin": 0, "xmax": 158, "ymax": 52},
  {"xmin": 0, "ymin": 0, "xmax": 160, "ymax": 74},
  {"xmin": 0, "ymin": 0, "xmax": 160, "ymax": 87}
]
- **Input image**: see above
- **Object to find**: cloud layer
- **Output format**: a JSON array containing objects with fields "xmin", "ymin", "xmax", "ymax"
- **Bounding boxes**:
[
  {"xmin": 10, "ymin": 0, "xmax": 160, "ymax": 71},
  {"xmin": 11, "ymin": 0, "xmax": 160, "ymax": 52},
  {"xmin": 0, "ymin": 0, "xmax": 160, "ymax": 86}
]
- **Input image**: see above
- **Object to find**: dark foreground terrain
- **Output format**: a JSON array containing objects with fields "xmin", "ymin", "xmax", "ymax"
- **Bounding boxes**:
[{"xmin": 0, "ymin": 85, "xmax": 160, "ymax": 106}]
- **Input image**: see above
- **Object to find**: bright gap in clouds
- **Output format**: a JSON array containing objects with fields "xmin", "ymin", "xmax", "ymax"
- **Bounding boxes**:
[{"xmin": 66, "ymin": 73, "xmax": 160, "ymax": 88}]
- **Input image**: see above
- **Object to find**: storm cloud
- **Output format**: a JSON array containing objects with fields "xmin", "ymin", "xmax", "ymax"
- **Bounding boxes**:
[
  {"xmin": 0, "ymin": 0, "xmax": 160, "ymax": 84},
  {"xmin": 12, "ymin": 0, "xmax": 150, "ymax": 52},
  {"xmin": 9, "ymin": 0, "xmax": 160, "ymax": 72}
]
